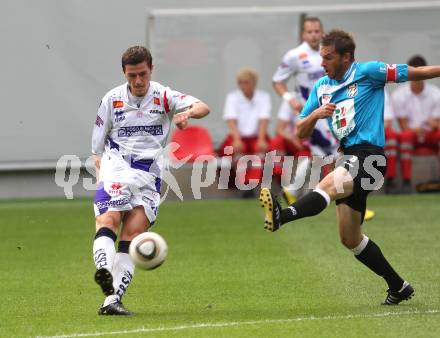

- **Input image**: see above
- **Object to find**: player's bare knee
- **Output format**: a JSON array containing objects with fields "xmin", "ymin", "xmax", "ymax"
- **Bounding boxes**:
[
  {"xmin": 120, "ymin": 226, "xmax": 145, "ymax": 241},
  {"xmin": 339, "ymin": 235, "xmax": 359, "ymax": 249},
  {"xmin": 121, "ymin": 217, "xmax": 150, "ymax": 241},
  {"xmin": 317, "ymin": 177, "xmax": 337, "ymax": 199},
  {"xmin": 96, "ymin": 213, "xmax": 120, "ymax": 233}
]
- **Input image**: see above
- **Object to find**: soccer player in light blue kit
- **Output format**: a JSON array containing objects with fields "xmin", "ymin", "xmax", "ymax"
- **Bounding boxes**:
[{"xmin": 260, "ymin": 30, "xmax": 440, "ymax": 304}]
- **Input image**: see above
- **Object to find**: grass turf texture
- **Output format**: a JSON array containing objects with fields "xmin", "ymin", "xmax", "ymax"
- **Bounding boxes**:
[{"xmin": 1, "ymin": 195, "xmax": 439, "ymax": 337}]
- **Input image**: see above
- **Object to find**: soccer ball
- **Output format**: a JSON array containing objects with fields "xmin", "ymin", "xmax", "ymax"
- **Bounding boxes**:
[{"xmin": 129, "ymin": 232, "xmax": 168, "ymax": 270}]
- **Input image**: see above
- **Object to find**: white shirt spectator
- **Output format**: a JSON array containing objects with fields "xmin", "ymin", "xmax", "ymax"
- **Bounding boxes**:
[
  {"xmin": 392, "ymin": 83, "xmax": 440, "ymax": 130},
  {"xmin": 384, "ymin": 89, "xmax": 394, "ymax": 121},
  {"xmin": 223, "ymin": 89, "xmax": 271, "ymax": 137}
]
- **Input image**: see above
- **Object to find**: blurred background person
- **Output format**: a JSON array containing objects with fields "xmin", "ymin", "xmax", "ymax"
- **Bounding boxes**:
[
  {"xmin": 219, "ymin": 68, "xmax": 271, "ymax": 198},
  {"xmin": 391, "ymin": 55, "xmax": 440, "ymax": 193},
  {"xmin": 383, "ymin": 90, "xmax": 400, "ymax": 193}
]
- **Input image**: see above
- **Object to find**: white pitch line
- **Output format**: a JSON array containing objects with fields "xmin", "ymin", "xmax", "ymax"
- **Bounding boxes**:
[{"xmin": 35, "ymin": 309, "xmax": 440, "ymax": 338}]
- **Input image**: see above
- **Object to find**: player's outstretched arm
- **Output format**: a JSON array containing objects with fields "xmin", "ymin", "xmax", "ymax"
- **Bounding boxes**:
[
  {"xmin": 188, "ymin": 101, "xmax": 210, "ymax": 119},
  {"xmin": 296, "ymin": 103, "xmax": 336, "ymax": 139},
  {"xmin": 408, "ymin": 65, "xmax": 440, "ymax": 81},
  {"xmin": 173, "ymin": 101, "xmax": 210, "ymax": 129}
]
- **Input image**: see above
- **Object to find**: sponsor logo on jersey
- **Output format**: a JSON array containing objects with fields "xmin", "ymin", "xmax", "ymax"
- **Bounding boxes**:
[
  {"xmin": 153, "ymin": 90, "xmax": 160, "ymax": 95},
  {"xmin": 142, "ymin": 195, "xmax": 155, "ymax": 206},
  {"xmin": 308, "ymin": 71, "xmax": 325, "ymax": 81},
  {"xmin": 321, "ymin": 94, "xmax": 332, "ymax": 104},
  {"xmin": 153, "ymin": 97, "xmax": 161, "ymax": 105},
  {"xmin": 96, "ymin": 197, "xmax": 130, "ymax": 209},
  {"xmin": 113, "ymin": 100, "xmax": 124, "ymax": 108},
  {"xmin": 344, "ymin": 155, "xmax": 358, "ymax": 168},
  {"xmin": 114, "ymin": 111, "xmax": 125, "ymax": 122},
  {"xmin": 149, "ymin": 109, "xmax": 165, "ymax": 115},
  {"xmin": 280, "ymin": 62, "xmax": 289, "ymax": 69},
  {"xmin": 347, "ymin": 83, "xmax": 358, "ymax": 98},
  {"xmin": 95, "ymin": 115, "xmax": 104, "ymax": 127},
  {"xmin": 108, "ymin": 182, "xmax": 123, "ymax": 196},
  {"xmin": 334, "ymin": 106, "xmax": 347, "ymax": 129},
  {"xmin": 118, "ymin": 125, "xmax": 164, "ymax": 137},
  {"xmin": 178, "ymin": 94, "xmax": 186, "ymax": 100},
  {"xmin": 302, "ymin": 61, "xmax": 311, "ymax": 69}
]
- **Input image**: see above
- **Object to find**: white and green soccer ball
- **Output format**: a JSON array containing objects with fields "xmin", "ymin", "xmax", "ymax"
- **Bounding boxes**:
[{"xmin": 129, "ymin": 232, "xmax": 168, "ymax": 270}]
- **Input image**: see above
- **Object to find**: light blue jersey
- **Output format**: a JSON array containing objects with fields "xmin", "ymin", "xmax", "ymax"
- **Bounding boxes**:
[{"xmin": 299, "ymin": 62, "xmax": 408, "ymax": 148}]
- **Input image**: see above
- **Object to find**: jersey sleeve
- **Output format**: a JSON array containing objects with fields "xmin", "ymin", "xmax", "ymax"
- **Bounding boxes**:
[
  {"xmin": 299, "ymin": 83, "xmax": 319, "ymax": 119},
  {"xmin": 364, "ymin": 61, "xmax": 408, "ymax": 87},
  {"xmin": 272, "ymin": 51, "xmax": 298, "ymax": 83},
  {"xmin": 163, "ymin": 88, "xmax": 199, "ymax": 116},
  {"xmin": 223, "ymin": 93, "xmax": 237, "ymax": 120},
  {"xmin": 91, "ymin": 97, "xmax": 112, "ymax": 155}
]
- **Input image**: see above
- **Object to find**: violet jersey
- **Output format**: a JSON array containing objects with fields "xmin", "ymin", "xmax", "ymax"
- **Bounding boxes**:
[
  {"xmin": 92, "ymin": 81, "xmax": 198, "ymax": 222},
  {"xmin": 92, "ymin": 81, "xmax": 199, "ymax": 167},
  {"xmin": 300, "ymin": 62, "xmax": 409, "ymax": 148},
  {"xmin": 272, "ymin": 42, "xmax": 325, "ymax": 100}
]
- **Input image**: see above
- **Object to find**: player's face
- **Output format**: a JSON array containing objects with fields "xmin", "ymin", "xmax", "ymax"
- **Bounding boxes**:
[
  {"xmin": 238, "ymin": 78, "xmax": 256, "ymax": 98},
  {"xmin": 302, "ymin": 21, "xmax": 323, "ymax": 50},
  {"xmin": 320, "ymin": 45, "xmax": 346, "ymax": 80},
  {"xmin": 124, "ymin": 62, "xmax": 152, "ymax": 97}
]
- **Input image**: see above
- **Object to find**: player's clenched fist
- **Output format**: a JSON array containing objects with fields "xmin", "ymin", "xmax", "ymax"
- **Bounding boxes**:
[{"xmin": 313, "ymin": 103, "xmax": 336, "ymax": 119}]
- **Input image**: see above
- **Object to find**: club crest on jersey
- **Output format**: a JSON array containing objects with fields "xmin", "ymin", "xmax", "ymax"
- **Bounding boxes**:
[
  {"xmin": 149, "ymin": 109, "xmax": 165, "ymax": 115},
  {"xmin": 347, "ymin": 83, "xmax": 358, "ymax": 98},
  {"xmin": 114, "ymin": 111, "xmax": 125, "ymax": 122},
  {"xmin": 321, "ymin": 94, "xmax": 332, "ymax": 105},
  {"xmin": 113, "ymin": 100, "xmax": 124, "ymax": 109},
  {"xmin": 153, "ymin": 97, "xmax": 160, "ymax": 105}
]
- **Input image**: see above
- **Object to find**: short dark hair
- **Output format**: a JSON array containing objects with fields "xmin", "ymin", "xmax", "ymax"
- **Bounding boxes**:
[
  {"xmin": 302, "ymin": 17, "xmax": 323, "ymax": 32},
  {"xmin": 321, "ymin": 30, "xmax": 356, "ymax": 61},
  {"xmin": 121, "ymin": 46, "xmax": 152, "ymax": 71},
  {"xmin": 408, "ymin": 55, "xmax": 427, "ymax": 67}
]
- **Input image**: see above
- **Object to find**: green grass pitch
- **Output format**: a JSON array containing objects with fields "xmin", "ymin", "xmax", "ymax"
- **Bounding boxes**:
[{"xmin": 1, "ymin": 194, "xmax": 440, "ymax": 337}]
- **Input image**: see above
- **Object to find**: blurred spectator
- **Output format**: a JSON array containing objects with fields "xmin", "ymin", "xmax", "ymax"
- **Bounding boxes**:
[
  {"xmin": 383, "ymin": 90, "xmax": 400, "ymax": 193},
  {"xmin": 219, "ymin": 68, "xmax": 271, "ymax": 197},
  {"xmin": 391, "ymin": 55, "xmax": 440, "ymax": 193}
]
